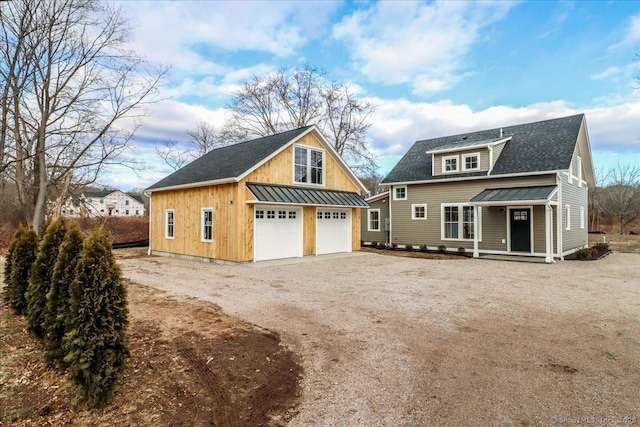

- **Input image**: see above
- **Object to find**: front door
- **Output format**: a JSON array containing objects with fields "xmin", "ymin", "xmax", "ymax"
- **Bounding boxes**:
[{"xmin": 510, "ymin": 208, "xmax": 531, "ymax": 252}]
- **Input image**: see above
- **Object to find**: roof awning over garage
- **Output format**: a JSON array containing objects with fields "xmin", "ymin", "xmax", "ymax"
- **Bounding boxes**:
[
  {"xmin": 469, "ymin": 185, "xmax": 558, "ymax": 206},
  {"xmin": 246, "ymin": 182, "xmax": 369, "ymax": 208}
]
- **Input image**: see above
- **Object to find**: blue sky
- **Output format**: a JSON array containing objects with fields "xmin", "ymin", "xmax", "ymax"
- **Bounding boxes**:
[{"xmin": 110, "ymin": 0, "xmax": 640, "ymax": 190}]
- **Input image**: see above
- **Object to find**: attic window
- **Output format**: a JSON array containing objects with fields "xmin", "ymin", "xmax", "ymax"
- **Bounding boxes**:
[
  {"xmin": 294, "ymin": 145, "xmax": 324, "ymax": 185},
  {"xmin": 462, "ymin": 153, "xmax": 480, "ymax": 171},
  {"xmin": 443, "ymin": 155, "xmax": 458, "ymax": 173}
]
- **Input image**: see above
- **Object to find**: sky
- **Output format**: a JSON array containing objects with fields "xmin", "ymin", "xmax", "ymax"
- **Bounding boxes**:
[{"xmin": 107, "ymin": 0, "xmax": 640, "ymax": 191}]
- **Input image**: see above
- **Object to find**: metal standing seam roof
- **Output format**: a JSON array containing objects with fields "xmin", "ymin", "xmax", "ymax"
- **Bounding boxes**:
[
  {"xmin": 246, "ymin": 183, "xmax": 369, "ymax": 207},
  {"xmin": 469, "ymin": 185, "xmax": 558, "ymax": 204}
]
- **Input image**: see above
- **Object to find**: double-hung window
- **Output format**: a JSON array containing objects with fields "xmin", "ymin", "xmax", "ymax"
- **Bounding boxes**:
[
  {"xmin": 165, "ymin": 209, "xmax": 175, "ymax": 239},
  {"xmin": 368, "ymin": 209, "xmax": 380, "ymax": 231},
  {"xmin": 294, "ymin": 145, "xmax": 323, "ymax": 185},
  {"xmin": 442, "ymin": 204, "xmax": 478, "ymax": 240},
  {"xmin": 201, "ymin": 208, "xmax": 213, "ymax": 242},
  {"xmin": 565, "ymin": 205, "xmax": 571, "ymax": 230}
]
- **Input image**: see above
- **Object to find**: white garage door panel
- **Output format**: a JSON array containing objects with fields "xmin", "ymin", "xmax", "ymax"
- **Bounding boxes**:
[
  {"xmin": 254, "ymin": 208, "xmax": 302, "ymax": 261},
  {"xmin": 316, "ymin": 209, "xmax": 351, "ymax": 255}
]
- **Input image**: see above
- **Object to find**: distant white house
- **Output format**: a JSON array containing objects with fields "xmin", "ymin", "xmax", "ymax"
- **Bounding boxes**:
[{"xmin": 62, "ymin": 190, "xmax": 146, "ymax": 218}]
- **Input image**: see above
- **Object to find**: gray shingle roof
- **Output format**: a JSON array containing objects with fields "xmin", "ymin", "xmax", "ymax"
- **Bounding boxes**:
[
  {"xmin": 470, "ymin": 185, "xmax": 557, "ymax": 204},
  {"xmin": 146, "ymin": 126, "xmax": 313, "ymax": 191},
  {"xmin": 84, "ymin": 190, "xmax": 115, "ymax": 198},
  {"xmin": 382, "ymin": 114, "xmax": 584, "ymax": 184},
  {"xmin": 247, "ymin": 183, "xmax": 368, "ymax": 207}
]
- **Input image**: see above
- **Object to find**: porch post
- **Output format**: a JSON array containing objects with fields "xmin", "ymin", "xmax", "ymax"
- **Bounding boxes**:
[
  {"xmin": 545, "ymin": 204, "xmax": 553, "ymax": 263},
  {"xmin": 473, "ymin": 205, "xmax": 479, "ymax": 258}
]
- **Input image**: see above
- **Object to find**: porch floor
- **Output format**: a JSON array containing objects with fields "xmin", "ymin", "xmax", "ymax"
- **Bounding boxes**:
[{"xmin": 478, "ymin": 254, "xmax": 551, "ymax": 264}]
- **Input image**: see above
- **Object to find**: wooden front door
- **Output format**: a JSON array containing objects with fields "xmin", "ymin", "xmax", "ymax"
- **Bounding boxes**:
[{"xmin": 510, "ymin": 208, "xmax": 531, "ymax": 252}]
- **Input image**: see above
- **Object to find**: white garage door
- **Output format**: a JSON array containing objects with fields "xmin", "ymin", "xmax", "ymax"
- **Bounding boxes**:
[
  {"xmin": 316, "ymin": 209, "xmax": 352, "ymax": 255},
  {"xmin": 254, "ymin": 207, "xmax": 302, "ymax": 261}
]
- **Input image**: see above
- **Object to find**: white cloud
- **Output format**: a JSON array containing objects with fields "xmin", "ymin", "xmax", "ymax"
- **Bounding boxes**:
[
  {"xmin": 332, "ymin": 1, "xmax": 514, "ymax": 95},
  {"xmin": 118, "ymin": 1, "xmax": 339, "ymax": 72},
  {"xmin": 591, "ymin": 66, "xmax": 622, "ymax": 81},
  {"xmin": 609, "ymin": 14, "xmax": 640, "ymax": 51},
  {"xmin": 365, "ymin": 97, "xmax": 640, "ymax": 174}
]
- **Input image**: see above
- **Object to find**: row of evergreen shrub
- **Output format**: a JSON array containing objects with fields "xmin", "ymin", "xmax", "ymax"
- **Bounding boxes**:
[{"xmin": 1, "ymin": 219, "xmax": 129, "ymax": 409}]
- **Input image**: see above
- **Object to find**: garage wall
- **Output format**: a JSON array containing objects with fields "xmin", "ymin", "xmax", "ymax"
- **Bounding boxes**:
[{"xmin": 150, "ymin": 183, "xmax": 242, "ymax": 261}]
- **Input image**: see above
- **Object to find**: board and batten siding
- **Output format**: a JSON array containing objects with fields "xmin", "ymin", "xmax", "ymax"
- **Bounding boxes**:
[
  {"xmin": 150, "ymin": 183, "xmax": 241, "ymax": 261},
  {"xmin": 361, "ymin": 196, "xmax": 390, "ymax": 244},
  {"xmin": 433, "ymin": 147, "xmax": 490, "ymax": 175},
  {"xmin": 390, "ymin": 175, "xmax": 557, "ymax": 252},
  {"xmin": 242, "ymin": 132, "xmax": 360, "ymax": 193},
  {"xmin": 560, "ymin": 172, "xmax": 588, "ymax": 253}
]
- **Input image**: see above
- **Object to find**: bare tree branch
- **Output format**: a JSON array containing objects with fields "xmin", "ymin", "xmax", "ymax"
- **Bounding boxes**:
[
  {"xmin": 0, "ymin": 0, "xmax": 168, "ymax": 233},
  {"xmin": 221, "ymin": 64, "xmax": 377, "ymax": 175}
]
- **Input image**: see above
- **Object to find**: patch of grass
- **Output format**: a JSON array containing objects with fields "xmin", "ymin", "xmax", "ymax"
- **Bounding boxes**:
[{"xmin": 2, "ymin": 407, "xmax": 38, "ymax": 423}]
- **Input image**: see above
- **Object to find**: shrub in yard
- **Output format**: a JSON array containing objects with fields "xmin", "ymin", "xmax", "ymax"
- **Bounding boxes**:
[
  {"xmin": 26, "ymin": 218, "xmax": 68, "ymax": 339},
  {"xmin": 371, "ymin": 241, "xmax": 377, "ymax": 247},
  {"xmin": 575, "ymin": 248, "xmax": 592, "ymax": 259},
  {"xmin": 64, "ymin": 226, "xmax": 129, "ymax": 408},
  {"xmin": 5, "ymin": 226, "xmax": 39, "ymax": 314},
  {"xmin": 438, "ymin": 244, "xmax": 446, "ymax": 253},
  {"xmin": 593, "ymin": 242, "xmax": 610, "ymax": 253},
  {"xmin": 377, "ymin": 242, "xmax": 386, "ymax": 249},
  {"xmin": 405, "ymin": 244, "xmax": 413, "ymax": 251},
  {"xmin": 44, "ymin": 222, "xmax": 84, "ymax": 363},
  {"xmin": 457, "ymin": 247, "xmax": 466, "ymax": 255},
  {"xmin": 419, "ymin": 244, "xmax": 427, "ymax": 252},
  {"xmin": 2, "ymin": 227, "xmax": 20, "ymax": 299}
]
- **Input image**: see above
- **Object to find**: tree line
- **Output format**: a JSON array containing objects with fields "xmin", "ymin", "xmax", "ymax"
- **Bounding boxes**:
[{"xmin": 589, "ymin": 163, "xmax": 640, "ymax": 234}]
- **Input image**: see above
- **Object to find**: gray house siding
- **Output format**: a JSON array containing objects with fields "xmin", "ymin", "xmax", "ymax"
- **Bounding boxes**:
[
  {"xmin": 390, "ymin": 175, "xmax": 557, "ymax": 252},
  {"xmin": 361, "ymin": 196, "xmax": 390, "ymax": 244},
  {"xmin": 433, "ymin": 147, "xmax": 490, "ymax": 175},
  {"xmin": 560, "ymin": 172, "xmax": 588, "ymax": 253}
]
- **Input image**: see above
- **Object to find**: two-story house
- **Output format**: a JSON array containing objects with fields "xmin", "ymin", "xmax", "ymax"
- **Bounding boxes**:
[
  {"xmin": 369, "ymin": 114, "xmax": 595, "ymax": 262},
  {"xmin": 145, "ymin": 126, "xmax": 368, "ymax": 263}
]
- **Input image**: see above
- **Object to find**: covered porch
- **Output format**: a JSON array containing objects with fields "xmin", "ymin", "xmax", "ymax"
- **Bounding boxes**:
[{"xmin": 469, "ymin": 185, "xmax": 559, "ymax": 263}]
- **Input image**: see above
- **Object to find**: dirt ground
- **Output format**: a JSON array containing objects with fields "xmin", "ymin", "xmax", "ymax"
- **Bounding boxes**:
[
  {"xmin": 0, "ymin": 255, "xmax": 301, "ymax": 426},
  {"xmin": 118, "ymin": 249, "xmax": 640, "ymax": 426}
]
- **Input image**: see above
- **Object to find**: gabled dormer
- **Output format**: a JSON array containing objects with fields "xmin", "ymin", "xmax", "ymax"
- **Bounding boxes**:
[{"xmin": 426, "ymin": 135, "xmax": 512, "ymax": 177}]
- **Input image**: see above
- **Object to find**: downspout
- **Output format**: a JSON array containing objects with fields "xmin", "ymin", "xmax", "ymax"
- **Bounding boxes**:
[
  {"xmin": 556, "ymin": 173, "xmax": 563, "ymax": 260},
  {"xmin": 388, "ymin": 187, "xmax": 393, "ymax": 246},
  {"xmin": 144, "ymin": 190, "xmax": 152, "ymax": 256},
  {"xmin": 473, "ymin": 205, "xmax": 479, "ymax": 258}
]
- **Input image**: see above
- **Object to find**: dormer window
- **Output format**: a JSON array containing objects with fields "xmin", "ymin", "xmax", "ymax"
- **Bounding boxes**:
[
  {"xmin": 443, "ymin": 155, "xmax": 458, "ymax": 173},
  {"xmin": 294, "ymin": 145, "xmax": 324, "ymax": 185},
  {"xmin": 462, "ymin": 153, "xmax": 480, "ymax": 171}
]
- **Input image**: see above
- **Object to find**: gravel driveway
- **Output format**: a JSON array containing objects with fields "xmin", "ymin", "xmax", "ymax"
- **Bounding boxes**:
[{"xmin": 119, "ymin": 252, "xmax": 640, "ymax": 426}]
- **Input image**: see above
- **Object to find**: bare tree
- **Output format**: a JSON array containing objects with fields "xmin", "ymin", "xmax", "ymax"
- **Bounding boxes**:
[
  {"xmin": 222, "ymin": 65, "xmax": 377, "ymax": 175},
  {"xmin": 155, "ymin": 120, "xmax": 222, "ymax": 171},
  {"xmin": 0, "ymin": 0, "xmax": 167, "ymax": 233},
  {"xmin": 185, "ymin": 120, "xmax": 222, "ymax": 158},
  {"xmin": 155, "ymin": 139, "xmax": 190, "ymax": 172},
  {"xmin": 599, "ymin": 163, "xmax": 640, "ymax": 234}
]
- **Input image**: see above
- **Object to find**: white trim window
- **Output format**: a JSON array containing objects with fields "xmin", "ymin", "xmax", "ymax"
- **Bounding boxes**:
[
  {"xmin": 294, "ymin": 145, "xmax": 324, "ymax": 185},
  {"xmin": 565, "ymin": 204, "xmax": 571, "ymax": 230},
  {"xmin": 411, "ymin": 204, "xmax": 427, "ymax": 220},
  {"xmin": 577, "ymin": 156, "xmax": 582, "ymax": 188},
  {"xmin": 165, "ymin": 209, "xmax": 175, "ymax": 239},
  {"xmin": 201, "ymin": 208, "xmax": 213, "ymax": 242},
  {"xmin": 462, "ymin": 153, "xmax": 480, "ymax": 171},
  {"xmin": 441, "ymin": 204, "xmax": 476, "ymax": 241},
  {"xmin": 580, "ymin": 206, "xmax": 585, "ymax": 229},
  {"xmin": 442, "ymin": 155, "xmax": 459, "ymax": 173},
  {"xmin": 393, "ymin": 185, "xmax": 407, "ymax": 200},
  {"xmin": 368, "ymin": 209, "xmax": 380, "ymax": 231}
]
